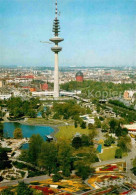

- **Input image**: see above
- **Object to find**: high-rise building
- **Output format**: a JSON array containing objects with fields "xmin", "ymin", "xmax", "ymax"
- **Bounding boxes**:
[{"xmin": 50, "ymin": 0, "xmax": 64, "ymax": 98}]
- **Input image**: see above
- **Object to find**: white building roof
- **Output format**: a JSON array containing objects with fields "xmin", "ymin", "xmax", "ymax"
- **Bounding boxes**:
[{"xmin": 124, "ymin": 123, "xmax": 136, "ymax": 131}]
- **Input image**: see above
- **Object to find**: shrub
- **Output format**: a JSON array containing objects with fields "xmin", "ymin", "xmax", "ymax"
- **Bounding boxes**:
[
  {"xmin": 13, "ymin": 128, "xmax": 23, "ymax": 139},
  {"xmin": 104, "ymin": 136, "xmax": 115, "ymax": 147},
  {"xmin": 76, "ymin": 165, "xmax": 95, "ymax": 180},
  {"xmin": 28, "ymin": 170, "xmax": 45, "ymax": 178},
  {"xmin": 52, "ymin": 173, "xmax": 62, "ymax": 182},
  {"xmin": 80, "ymin": 121, "xmax": 86, "ymax": 129},
  {"xmin": 1, "ymin": 188, "xmax": 14, "ymax": 195},
  {"xmin": 17, "ymin": 182, "xmax": 33, "ymax": 195},
  {"xmin": 72, "ymin": 136, "xmax": 82, "ymax": 149}
]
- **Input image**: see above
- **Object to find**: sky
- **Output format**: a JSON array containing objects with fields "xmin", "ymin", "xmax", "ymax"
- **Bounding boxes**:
[{"xmin": 0, "ymin": 0, "xmax": 136, "ymax": 67}]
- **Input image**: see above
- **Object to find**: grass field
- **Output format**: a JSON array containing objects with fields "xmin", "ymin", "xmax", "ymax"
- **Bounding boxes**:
[
  {"xmin": 55, "ymin": 125, "xmax": 90, "ymax": 141},
  {"xmin": 98, "ymin": 145, "xmax": 128, "ymax": 161},
  {"xmin": 98, "ymin": 146, "xmax": 118, "ymax": 161}
]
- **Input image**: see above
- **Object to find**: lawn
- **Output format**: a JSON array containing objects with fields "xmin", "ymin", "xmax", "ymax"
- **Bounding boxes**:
[
  {"xmin": 98, "ymin": 146, "xmax": 118, "ymax": 161},
  {"xmin": 55, "ymin": 125, "xmax": 90, "ymax": 141}
]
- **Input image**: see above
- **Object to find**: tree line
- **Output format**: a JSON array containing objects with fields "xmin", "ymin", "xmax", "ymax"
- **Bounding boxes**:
[
  {"xmin": 5, "ymin": 97, "xmax": 41, "ymax": 119},
  {"xmin": 61, "ymin": 80, "xmax": 136, "ymax": 98}
]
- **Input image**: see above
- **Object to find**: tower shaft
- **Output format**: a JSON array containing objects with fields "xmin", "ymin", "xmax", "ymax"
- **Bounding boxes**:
[{"xmin": 54, "ymin": 53, "xmax": 59, "ymax": 98}]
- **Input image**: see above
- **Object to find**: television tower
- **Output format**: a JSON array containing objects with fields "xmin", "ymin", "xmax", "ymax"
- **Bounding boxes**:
[{"xmin": 50, "ymin": 0, "xmax": 64, "ymax": 98}]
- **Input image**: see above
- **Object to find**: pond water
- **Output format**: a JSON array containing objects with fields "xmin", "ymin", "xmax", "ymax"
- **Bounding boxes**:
[{"xmin": 4, "ymin": 122, "xmax": 54, "ymax": 140}]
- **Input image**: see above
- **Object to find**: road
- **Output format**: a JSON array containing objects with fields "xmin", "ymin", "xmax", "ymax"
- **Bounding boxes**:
[{"xmin": 0, "ymin": 175, "xmax": 50, "ymax": 187}]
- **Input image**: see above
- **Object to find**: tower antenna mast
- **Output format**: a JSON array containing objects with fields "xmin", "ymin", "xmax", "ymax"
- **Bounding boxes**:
[{"xmin": 55, "ymin": 0, "xmax": 58, "ymax": 18}]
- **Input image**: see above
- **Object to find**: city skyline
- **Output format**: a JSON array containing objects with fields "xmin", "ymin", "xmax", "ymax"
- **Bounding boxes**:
[{"xmin": 0, "ymin": 0, "xmax": 136, "ymax": 67}]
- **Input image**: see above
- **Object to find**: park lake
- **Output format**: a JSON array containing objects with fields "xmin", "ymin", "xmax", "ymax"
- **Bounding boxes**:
[{"xmin": 3, "ymin": 122, "xmax": 54, "ymax": 149}]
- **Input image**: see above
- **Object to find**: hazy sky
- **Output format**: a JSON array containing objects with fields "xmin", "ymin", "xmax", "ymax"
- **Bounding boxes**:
[{"xmin": 0, "ymin": 0, "xmax": 136, "ymax": 67}]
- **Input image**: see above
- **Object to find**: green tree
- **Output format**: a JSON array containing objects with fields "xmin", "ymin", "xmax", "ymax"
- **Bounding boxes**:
[
  {"xmin": 104, "ymin": 139, "xmax": 112, "ymax": 147},
  {"xmin": 117, "ymin": 136, "xmax": 131, "ymax": 152},
  {"xmin": 101, "ymin": 120, "xmax": 109, "ymax": 132},
  {"xmin": 27, "ymin": 109, "xmax": 37, "ymax": 118},
  {"xmin": 115, "ymin": 148, "xmax": 122, "ymax": 158},
  {"xmin": 45, "ymin": 107, "xmax": 51, "ymax": 118},
  {"xmin": 29, "ymin": 134, "xmax": 44, "ymax": 164},
  {"xmin": 6, "ymin": 97, "xmax": 41, "ymax": 118},
  {"xmin": 53, "ymin": 173, "xmax": 62, "ymax": 182},
  {"xmin": 94, "ymin": 117, "xmax": 101, "ymax": 128},
  {"xmin": 1, "ymin": 188, "xmax": 14, "ymax": 195},
  {"xmin": 17, "ymin": 182, "xmax": 33, "ymax": 195},
  {"xmin": 19, "ymin": 150, "xmax": 30, "ymax": 162},
  {"xmin": 89, "ymin": 129, "xmax": 97, "ymax": 140},
  {"xmin": 86, "ymin": 107, "xmax": 92, "ymax": 114},
  {"xmin": 72, "ymin": 136, "xmax": 82, "ymax": 149},
  {"xmin": 0, "ymin": 147, "xmax": 11, "ymax": 170},
  {"xmin": 13, "ymin": 128, "xmax": 23, "ymax": 139},
  {"xmin": 109, "ymin": 119, "xmax": 118, "ymax": 133},
  {"xmin": 88, "ymin": 123, "xmax": 94, "ymax": 129},
  {"xmin": 14, "ymin": 108, "xmax": 23, "ymax": 118},
  {"xmin": 120, "ymin": 127, "xmax": 128, "ymax": 136},
  {"xmin": 53, "ymin": 113, "xmax": 60, "ymax": 119},
  {"xmin": 74, "ymin": 121, "xmax": 78, "ymax": 128},
  {"xmin": 58, "ymin": 142, "xmax": 73, "ymax": 177},
  {"xmin": 41, "ymin": 110, "xmax": 45, "ymax": 118},
  {"xmin": 96, "ymin": 105, "xmax": 100, "ymax": 113},
  {"xmin": 0, "ymin": 110, "xmax": 3, "ymax": 119},
  {"xmin": 99, "ymin": 116, "xmax": 104, "ymax": 121},
  {"xmin": 80, "ymin": 121, "xmax": 86, "ymax": 129},
  {"xmin": 104, "ymin": 136, "xmax": 115, "ymax": 147},
  {"xmin": 76, "ymin": 164, "xmax": 95, "ymax": 180},
  {"xmin": 81, "ymin": 134, "xmax": 90, "ymax": 146},
  {"xmin": 115, "ymin": 124, "xmax": 122, "ymax": 137},
  {"xmin": 38, "ymin": 142, "xmax": 57, "ymax": 175},
  {"xmin": 53, "ymin": 101, "xmax": 85, "ymax": 120}
]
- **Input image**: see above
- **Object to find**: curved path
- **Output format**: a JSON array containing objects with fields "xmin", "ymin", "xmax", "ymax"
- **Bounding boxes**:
[
  {"xmin": 0, "ymin": 175, "xmax": 50, "ymax": 187},
  {"xmin": 11, "ymin": 159, "xmax": 41, "ymax": 171}
]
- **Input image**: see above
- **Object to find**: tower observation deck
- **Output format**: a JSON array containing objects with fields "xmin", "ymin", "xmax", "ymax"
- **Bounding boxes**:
[{"xmin": 50, "ymin": 0, "xmax": 64, "ymax": 98}]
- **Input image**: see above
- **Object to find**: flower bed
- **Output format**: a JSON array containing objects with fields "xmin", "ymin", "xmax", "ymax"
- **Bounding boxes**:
[
  {"xmin": 38, "ymin": 178, "xmax": 91, "ymax": 193},
  {"xmin": 97, "ymin": 175, "xmax": 120, "ymax": 183},
  {"xmin": 30, "ymin": 185, "xmax": 60, "ymax": 194},
  {"xmin": 99, "ymin": 164, "xmax": 118, "ymax": 171}
]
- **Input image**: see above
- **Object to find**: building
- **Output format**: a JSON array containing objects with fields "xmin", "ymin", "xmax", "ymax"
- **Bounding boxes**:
[
  {"xmin": 76, "ymin": 71, "xmax": 84, "ymax": 82},
  {"xmin": 0, "ymin": 94, "xmax": 11, "ymax": 100},
  {"xmin": 123, "ymin": 90, "xmax": 136, "ymax": 101},
  {"xmin": 40, "ymin": 83, "xmax": 48, "ymax": 91},
  {"xmin": 123, "ymin": 123, "xmax": 136, "ymax": 134},
  {"xmin": 0, "ymin": 80, "xmax": 5, "ymax": 88},
  {"xmin": 29, "ymin": 87, "xmax": 36, "ymax": 92},
  {"xmin": 80, "ymin": 115, "xmax": 95, "ymax": 125}
]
